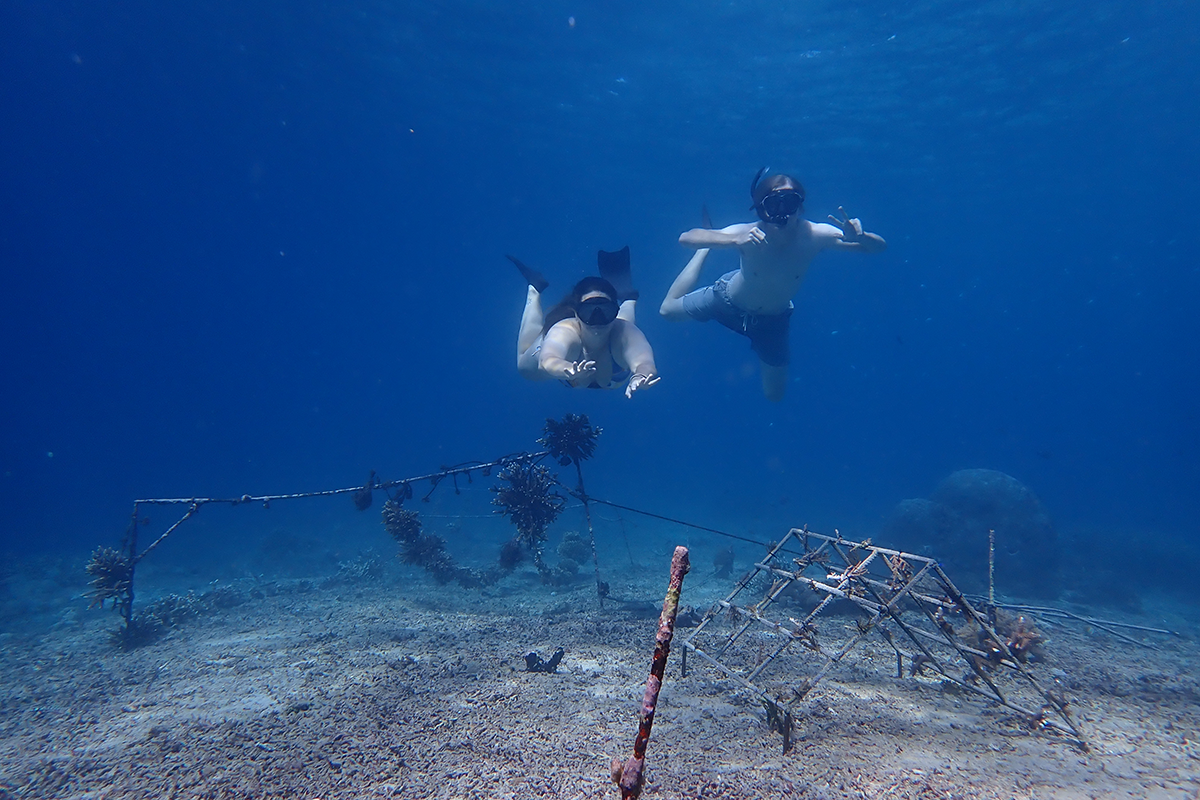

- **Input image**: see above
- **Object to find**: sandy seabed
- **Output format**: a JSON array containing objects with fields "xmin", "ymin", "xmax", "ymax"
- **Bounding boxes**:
[{"xmin": 1, "ymin": 547, "xmax": 1198, "ymax": 800}]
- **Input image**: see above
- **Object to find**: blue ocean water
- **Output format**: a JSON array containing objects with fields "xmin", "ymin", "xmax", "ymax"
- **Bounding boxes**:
[{"xmin": 2, "ymin": 1, "xmax": 1197, "ymax": 584}]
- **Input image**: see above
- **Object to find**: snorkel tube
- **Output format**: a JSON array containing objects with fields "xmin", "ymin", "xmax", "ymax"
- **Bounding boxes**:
[
  {"xmin": 750, "ymin": 166, "xmax": 768, "ymax": 197},
  {"xmin": 750, "ymin": 166, "xmax": 769, "ymax": 221}
]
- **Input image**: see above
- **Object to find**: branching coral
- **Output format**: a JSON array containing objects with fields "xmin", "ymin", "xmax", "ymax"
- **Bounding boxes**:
[
  {"xmin": 85, "ymin": 546, "xmax": 132, "ymax": 614},
  {"xmin": 539, "ymin": 414, "xmax": 601, "ymax": 466},
  {"xmin": 144, "ymin": 591, "xmax": 204, "ymax": 627},
  {"xmin": 1003, "ymin": 614, "xmax": 1044, "ymax": 663},
  {"xmin": 380, "ymin": 498, "xmax": 483, "ymax": 588},
  {"xmin": 382, "ymin": 499, "xmax": 422, "ymax": 544},
  {"xmin": 963, "ymin": 609, "xmax": 1045, "ymax": 672},
  {"xmin": 336, "ymin": 553, "xmax": 384, "ymax": 582},
  {"xmin": 491, "ymin": 461, "xmax": 565, "ymax": 554}
]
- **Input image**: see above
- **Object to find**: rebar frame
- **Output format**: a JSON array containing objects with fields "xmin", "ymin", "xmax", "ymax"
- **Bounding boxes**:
[
  {"xmin": 680, "ymin": 526, "xmax": 1088, "ymax": 751},
  {"xmin": 111, "ymin": 452, "xmax": 548, "ymax": 632}
]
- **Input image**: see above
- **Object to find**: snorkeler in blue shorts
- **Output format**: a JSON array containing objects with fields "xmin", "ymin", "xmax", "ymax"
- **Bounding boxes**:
[
  {"xmin": 510, "ymin": 247, "xmax": 660, "ymax": 399},
  {"xmin": 660, "ymin": 170, "xmax": 886, "ymax": 401}
]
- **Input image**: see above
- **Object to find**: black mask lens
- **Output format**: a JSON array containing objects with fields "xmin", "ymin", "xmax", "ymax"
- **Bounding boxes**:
[
  {"xmin": 761, "ymin": 190, "xmax": 802, "ymax": 220},
  {"xmin": 578, "ymin": 297, "xmax": 619, "ymax": 326}
]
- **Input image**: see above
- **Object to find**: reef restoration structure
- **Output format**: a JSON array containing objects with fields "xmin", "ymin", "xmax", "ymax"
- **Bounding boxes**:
[
  {"xmin": 680, "ymin": 526, "xmax": 1089, "ymax": 751},
  {"xmin": 87, "ymin": 411, "xmax": 1177, "ymax": 771},
  {"xmin": 86, "ymin": 415, "xmax": 603, "ymax": 648}
]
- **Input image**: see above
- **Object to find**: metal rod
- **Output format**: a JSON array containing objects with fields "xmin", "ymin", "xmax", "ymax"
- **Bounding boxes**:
[
  {"xmin": 134, "ymin": 503, "xmax": 201, "ymax": 564},
  {"xmin": 132, "ymin": 452, "xmax": 548, "ymax": 507},
  {"xmin": 977, "ymin": 601, "xmax": 1176, "ymax": 644},
  {"xmin": 988, "ymin": 528, "xmax": 996, "ymax": 607},
  {"xmin": 572, "ymin": 460, "xmax": 605, "ymax": 606}
]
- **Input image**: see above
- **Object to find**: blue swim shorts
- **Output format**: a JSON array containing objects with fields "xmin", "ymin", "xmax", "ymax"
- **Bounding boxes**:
[{"xmin": 680, "ymin": 271, "xmax": 793, "ymax": 367}]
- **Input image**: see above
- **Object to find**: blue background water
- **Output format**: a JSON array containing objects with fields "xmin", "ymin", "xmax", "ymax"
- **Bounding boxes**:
[{"xmin": 2, "ymin": 1, "xmax": 1197, "ymax": 584}]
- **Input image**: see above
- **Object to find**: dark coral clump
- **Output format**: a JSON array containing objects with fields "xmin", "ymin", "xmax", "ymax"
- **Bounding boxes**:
[
  {"xmin": 380, "ymin": 498, "xmax": 483, "ymax": 588},
  {"xmin": 400, "ymin": 532, "xmax": 449, "ymax": 568},
  {"xmin": 498, "ymin": 538, "xmax": 526, "ymax": 572},
  {"xmin": 542, "ymin": 559, "xmax": 580, "ymax": 586},
  {"xmin": 556, "ymin": 530, "xmax": 591, "ymax": 564},
  {"xmin": 491, "ymin": 461, "xmax": 565, "ymax": 551},
  {"xmin": 106, "ymin": 584, "xmax": 251, "ymax": 650},
  {"xmin": 539, "ymin": 413, "xmax": 602, "ymax": 466},
  {"xmin": 144, "ymin": 591, "xmax": 204, "ymax": 628},
  {"xmin": 962, "ymin": 610, "xmax": 1045, "ymax": 674},
  {"xmin": 111, "ymin": 614, "xmax": 163, "ymax": 650},
  {"xmin": 352, "ymin": 470, "xmax": 376, "ymax": 511},
  {"xmin": 382, "ymin": 498, "xmax": 440, "ymax": 566},
  {"xmin": 382, "ymin": 499, "xmax": 422, "ymax": 544},
  {"xmin": 110, "ymin": 592, "xmax": 201, "ymax": 649},
  {"xmin": 712, "ymin": 546, "xmax": 735, "ymax": 578},
  {"xmin": 85, "ymin": 546, "xmax": 132, "ymax": 614},
  {"xmin": 998, "ymin": 611, "xmax": 1044, "ymax": 663}
]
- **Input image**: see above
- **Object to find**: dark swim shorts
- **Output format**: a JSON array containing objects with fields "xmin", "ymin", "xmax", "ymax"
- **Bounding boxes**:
[{"xmin": 680, "ymin": 271, "xmax": 793, "ymax": 366}]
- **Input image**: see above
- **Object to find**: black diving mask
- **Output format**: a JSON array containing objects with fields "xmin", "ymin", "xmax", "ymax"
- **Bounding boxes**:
[
  {"xmin": 577, "ymin": 296, "xmax": 620, "ymax": 327},
  {"xmin": 758, "ymin": 189, "xmax": 803, "ymax": 226}
]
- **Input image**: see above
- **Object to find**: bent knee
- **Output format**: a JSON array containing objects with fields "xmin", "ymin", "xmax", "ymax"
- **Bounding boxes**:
[{"xmin": 659, "ymin": 299, "xmax": 687, "ymax": 320}]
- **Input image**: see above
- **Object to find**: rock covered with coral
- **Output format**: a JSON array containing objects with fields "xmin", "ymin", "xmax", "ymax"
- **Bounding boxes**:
[{"xmin": 882, "ymin": 469, "xmax": 1060, "ymax": 598}]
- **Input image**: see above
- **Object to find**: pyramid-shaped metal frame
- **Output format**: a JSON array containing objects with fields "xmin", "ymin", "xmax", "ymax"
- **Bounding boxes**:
[{"xmin": 680, "ymin": 527, "xmax": 1086, "ymax": 751}]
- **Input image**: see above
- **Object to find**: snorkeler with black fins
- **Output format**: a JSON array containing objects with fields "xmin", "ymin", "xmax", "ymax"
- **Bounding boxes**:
[
  {"xmin": 660, "ymin": 169, "xmax": 886, "ymax": 402},
  {"xmin": 509, "ymin": 248, "xmax": 660, "ymax": 399}
]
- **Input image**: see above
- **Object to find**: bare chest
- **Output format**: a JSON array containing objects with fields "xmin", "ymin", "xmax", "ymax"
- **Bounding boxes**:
[{"xmin": 730, "ymin": 245, "xmax": 818, "ymax": 313}]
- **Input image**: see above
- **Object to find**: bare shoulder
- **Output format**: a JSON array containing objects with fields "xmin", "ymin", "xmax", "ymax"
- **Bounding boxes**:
[
  {"xmin": 540, "ymin": 319, "xmax": 582, "ymax": 360},
  {"xmin": 810, "ymin": 221, "xmax": 844, "ymax": 240},
  {"xmin": 545, "ymin": 318, "xmax": 581, "ymax": 343},
  {"xmin": 804, "ymin": 221, "xmax": 848, "ymax": 251},
  {"xmin": 613, "ymin": 319, "xmax": 647, "ymax": 341}
]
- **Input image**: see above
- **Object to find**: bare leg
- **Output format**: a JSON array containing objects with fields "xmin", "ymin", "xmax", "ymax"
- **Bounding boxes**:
[
  {"xmin": 659, "ymin": 249, "xmax": 710, "ymax": 320},
  {"xmin": 517, "ymin": 286, "xmax": 544, "ymax": 379},
  {"xmin": 617, "ymin": 299, "xmax": 636, "ymax": 324},
  {"xmin": 761, "ymin": 362, "xmax": 787, "ymax": 402}
]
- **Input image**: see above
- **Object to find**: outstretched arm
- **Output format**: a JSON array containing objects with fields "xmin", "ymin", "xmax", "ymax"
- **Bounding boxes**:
[
  {"xmin": 679, "ymin": 223, "xmax": 764, "ymax": 249},
  {"xmin": 538, "ymin": 323, "xmax": 597, "ymax": 386},
  {"xmin": 614, "ymin": 322, "xmax": 660, "ymax": 399},
  {"xmin": 823, "ymin": 206, "xmax": 887, "ymax": 253}
]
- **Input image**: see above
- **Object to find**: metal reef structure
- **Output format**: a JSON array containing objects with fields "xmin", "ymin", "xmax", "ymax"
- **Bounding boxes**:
[{"xmin": 680, "ymin": 526, "xmax": 1089, "ymax": 751}]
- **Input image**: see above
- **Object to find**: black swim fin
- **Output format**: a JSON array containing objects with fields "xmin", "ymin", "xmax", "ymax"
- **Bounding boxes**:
[
  {"xmin": 505, "ymin": 254, "xmax": 549, "ymax": 293},
  {"xmin": 597, "ymin": 245, "xmax": 637, "ymax": 302}
]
